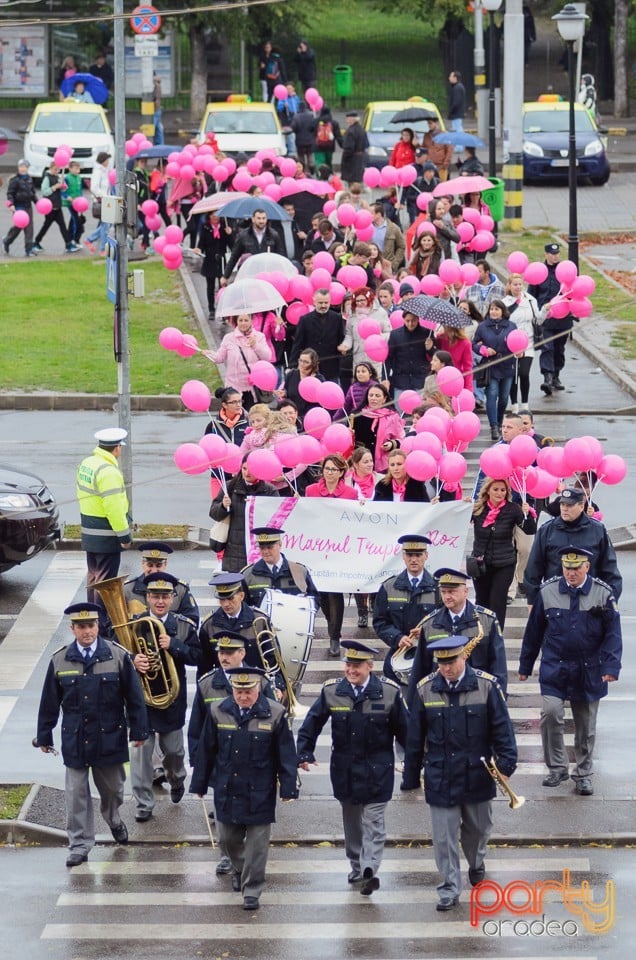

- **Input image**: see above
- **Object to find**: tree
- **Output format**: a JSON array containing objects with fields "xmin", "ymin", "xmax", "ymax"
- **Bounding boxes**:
[{"xmin": 614, "ymin": 0, "xmax": 630, "ymax": 116}]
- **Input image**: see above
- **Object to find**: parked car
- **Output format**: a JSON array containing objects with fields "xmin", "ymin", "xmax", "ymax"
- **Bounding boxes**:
[
  {"xmin": 522, "ymin": 101, "xmax": 610, "ymax": 185},
  {"xmin": 0, "ymin": 465, "xmax": 62, "ymax": 573},
  {"xmin": 198, "ymin": 101, "xmax": 286, "ymax": 157},
  {"xmin": 361, "ymin": 98, "xmax": 444, "ymax": 169},
  {"xmin": 23, "ymin": 101, "xmax": 115, "ymax": 180}
]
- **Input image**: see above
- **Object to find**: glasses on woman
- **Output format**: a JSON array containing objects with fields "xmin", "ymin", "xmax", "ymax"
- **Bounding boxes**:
[
  {"xmin": 224, "ymin": 399, "xmax": 242, "ymax": 406},
  {"xmin": 355, "ymin": 299, "xmax": 367, "ymax": 305},
  {"xmin": 323, "ymin": 466, "xmax": 341, "ymax": 472}
]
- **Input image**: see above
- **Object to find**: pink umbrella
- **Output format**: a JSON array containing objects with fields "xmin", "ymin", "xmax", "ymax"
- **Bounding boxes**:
[
  {"xmin": 190, "ymin": 190, "xmax": 250, "ymax": 215},
  {"xmin": 432, "ymin": 175, "xmax": 493, "ymax": 197}
]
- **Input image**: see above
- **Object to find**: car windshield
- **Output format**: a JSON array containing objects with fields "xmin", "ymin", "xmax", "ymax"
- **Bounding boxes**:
[
  {"xmin": 523, "ymin": 110, "xmax": 596, "ymax": 134},
  {"xmin": 204, "ymin": 111, "xmax": 278, "ymax": 135},
  {"xmin": 367, "ymin": 110, "xmax": 433, "ymax": 134},
  {"xmin": 33, "ymin": 111, "xmax": 106, "ymax": 134}
]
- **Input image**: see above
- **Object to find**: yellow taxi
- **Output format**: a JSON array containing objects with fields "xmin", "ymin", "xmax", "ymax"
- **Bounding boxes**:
[
  {"xmin": 362, "ymin": 97, "xmax": 444, "ymax": 169},
  {"xmin": 23, "ymin": 101, "xmax": 115, "ymax": 179},
  {"xmin": 198, "ymin": 100, "xmax": 286, "ymax": 157}
]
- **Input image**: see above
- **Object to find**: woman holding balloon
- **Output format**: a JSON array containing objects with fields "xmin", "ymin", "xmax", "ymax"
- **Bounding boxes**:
[
  {"xmin": 202, "ymin": 314, "xmax": 270, "ymax": 412},
  {"xmin": 471, "ymin": 476, "xmax": 536, "ymax": 629},
  {"xmin": 503, "ymin": 273, "xmax": 541, "ymax": 412},
  {"xmin": 209, "ymin": 456, "xmax": 279, "ymax": 571},
  {"xmin": 204, "ymin": 386, "xmax": 249, "ymax": 498},
  {"xmin": 374, "ymin": 449, "xmax": 430, "ymax": 503},
  {"xmin": 472, "ymin": 300, "xmax": 518, "ymax": 440},
  {"xmin": 352, "ymin": 383, "xmax": 404, "ymax": 473},
  {"xmin": 278, "ymin": 348, "xmax": 325, "ymax": 425}
]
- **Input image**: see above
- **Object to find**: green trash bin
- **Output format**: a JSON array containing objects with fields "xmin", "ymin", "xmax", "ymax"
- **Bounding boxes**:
[
  {"xmin": 333, "ymin": 64, "xmax": 353, "ymax": 99},
  {"xmin": 482, "ymin": 177, "xmax": 505, "ymax": 222}
]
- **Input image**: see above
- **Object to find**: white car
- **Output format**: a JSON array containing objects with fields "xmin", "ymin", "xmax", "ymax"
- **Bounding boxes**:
[{"xmin": 23, "ymin": 101, "xmax": 115, "ymax": 179}]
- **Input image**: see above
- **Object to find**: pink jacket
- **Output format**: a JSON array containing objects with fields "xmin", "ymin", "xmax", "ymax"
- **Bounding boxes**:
[
  {"xmin": 435, "ymin": 334, "xmax": 474, "ymax": 391},
  {"xmin": 206, "ymin": 329, "xmax": 270, "ymax": 394},
  {"xmin": 357, "ymin": 409, "xmax": 405, "ymax": 473},
  {"xmin": 251, "ymin": 312, "xmax": 286, "ymax": 363}
]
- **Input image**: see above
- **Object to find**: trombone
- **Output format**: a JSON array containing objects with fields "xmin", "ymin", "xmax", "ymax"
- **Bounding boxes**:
[
  {"xmin": 481, "ymin": 756, "xmax": 525, "ymax": 810},
  {"xmin": 252, "ymin": 614, "xmax": 304, "ymax": 717}
]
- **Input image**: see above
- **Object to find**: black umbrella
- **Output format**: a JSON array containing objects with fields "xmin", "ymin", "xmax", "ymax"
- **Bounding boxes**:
[
  {"xmin": 405, "ymin": 295, "xmax": 471, "ymax": 330},
  {"xmin": 390, "ymin": 107, "xmax": 438, "ymax": 124}
]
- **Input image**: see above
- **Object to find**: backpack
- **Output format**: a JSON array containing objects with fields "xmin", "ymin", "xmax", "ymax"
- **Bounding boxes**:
[{"xmin": 316, "ymin": 120, "xmax": 334, "ymax": 145}]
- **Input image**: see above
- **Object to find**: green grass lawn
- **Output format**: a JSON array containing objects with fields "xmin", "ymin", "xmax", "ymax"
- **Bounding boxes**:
[
  {"xmin": 0, "ymin": 259, "xmax": 220, "ymax": 394},
  {"xmin": 0, "ymin": 784, "xmax": 30, "ymax": 819}
]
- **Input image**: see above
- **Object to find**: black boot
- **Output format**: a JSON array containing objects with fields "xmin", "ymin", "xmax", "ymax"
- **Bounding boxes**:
[
  {"xmin": 552, "ymin": 375, "xmax": 565, "ymax": 390},
  {"xmin": 540, "ymin": 373, "xmax": 553, "ymax": 396},
  {"xmin": 329, "ymin": 638, "xmax": 340, "ymax": 658},
  {"xmin": 490, "ymin": 424, "xmax": 500, "ymax": 441}
]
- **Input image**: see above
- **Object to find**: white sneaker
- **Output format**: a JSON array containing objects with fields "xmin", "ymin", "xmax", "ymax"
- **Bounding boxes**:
[{"xmin": 510, "ymin": 403, "xmax": 519, "ymax": 414}]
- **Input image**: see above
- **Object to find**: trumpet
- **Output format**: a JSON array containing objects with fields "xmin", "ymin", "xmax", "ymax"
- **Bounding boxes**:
[
  {"xmin": 93, "ymin": 575, "xmax": 180, "ymax": 710},
  {"xmin": 252, "ymin": 614, "xmax": 303, "ymax": 717},
  {"xmin": 481, "ymin": 756, "xmax": 525, "ymax": 810}
]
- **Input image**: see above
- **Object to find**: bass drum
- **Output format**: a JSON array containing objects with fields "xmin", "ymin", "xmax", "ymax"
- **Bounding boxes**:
[
  {"xmin": 259, "ymin": 589, "xmax": 316, "ymax": 693},
  {"xmin": 390, "ymin": 645, "xmax": 417, "ymax": 687}
]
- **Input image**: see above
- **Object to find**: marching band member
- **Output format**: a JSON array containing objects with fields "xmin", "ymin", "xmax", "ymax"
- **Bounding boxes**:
[{"xmin": 241, "ymin": 526, "xmax": 319, "ymax": 609}]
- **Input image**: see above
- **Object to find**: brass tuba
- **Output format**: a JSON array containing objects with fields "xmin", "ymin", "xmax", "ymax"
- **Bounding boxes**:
[
  {"xmin": 481, "ymin": 756, "xmax": 525, "ymax": 810},
  {"xmin": 93, "ymin": 575, "xmax": 180, "ymax": 710},
  {"xmin": 252, "ymin": 614, "xmax": 304, "ymax": 717}
]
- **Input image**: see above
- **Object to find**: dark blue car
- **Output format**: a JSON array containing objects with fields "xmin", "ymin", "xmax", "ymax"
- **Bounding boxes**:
[{"xmin": 522, "ymin": 102, "xmax": 610, "ymax": 185}]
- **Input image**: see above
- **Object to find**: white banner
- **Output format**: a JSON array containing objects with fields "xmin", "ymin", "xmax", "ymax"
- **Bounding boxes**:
[{"xmin": 244, "ymin": 497, "xmax": 472, "ymax": 592}]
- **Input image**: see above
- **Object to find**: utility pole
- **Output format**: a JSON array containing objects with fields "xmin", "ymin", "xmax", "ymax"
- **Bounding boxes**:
[
  {"xmin": 502, "ymin": 0, "xmax": 524, "ymax": 232},
  {"xmin": 473, "ymin": 2, "xmax": 488, "ymax": 142}
]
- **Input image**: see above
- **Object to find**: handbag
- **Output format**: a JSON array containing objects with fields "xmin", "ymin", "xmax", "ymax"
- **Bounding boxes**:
[
  {"xmin": 91, "ymin": 198, "xmax": 102, "ymax": 220},
  {"xmin": 466, "ymin": 554, "xmax": 487, "ymax": 579},
  {"xmin": 237, "ymin": 344, "xmax": 275, "ymax": 405},
  {"xmin": 209, "ymin": 515, "xmax": 230, "ymax": 551}
]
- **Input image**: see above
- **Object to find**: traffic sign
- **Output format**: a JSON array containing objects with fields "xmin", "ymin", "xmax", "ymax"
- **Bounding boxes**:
[
  {"xmin": 130, "ymin": 5, "xmax": 162, "ymax": 35},
  {"xmin": 134, "ymin": 35, "xmax": 159, "ymax": 57}
]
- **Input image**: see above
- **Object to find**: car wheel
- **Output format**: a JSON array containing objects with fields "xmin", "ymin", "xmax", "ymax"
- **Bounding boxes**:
[{"xmin": 591, "ymin": 172, "xmax": 610, "ymax": 186}]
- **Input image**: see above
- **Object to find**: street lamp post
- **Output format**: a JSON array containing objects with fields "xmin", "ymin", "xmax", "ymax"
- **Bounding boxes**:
[
  {"xmin": 552, "ymin": 4, "xmax": 589, "ymax": 269},
  {"xmin": 483, "ymin": 0, "xmax": 502, "ymax": 178}
]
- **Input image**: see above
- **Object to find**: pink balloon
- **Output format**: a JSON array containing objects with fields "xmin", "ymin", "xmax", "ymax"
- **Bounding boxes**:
[
  {"xmin": 279, "ymin": 157, "xmax": 297, "ymax": 178},
  {"xmin": 303, "ymin": 406, "xmax": 332, "ymax": 438},
  {"xmin": 153, "ymin": 235, "xmax": 167, "ymax": 255},
  {"xmin": 141, "ymin": 199, "xmax": 159, "ymax": 216},
  {"xmin": 246, "ymin": 157, "xmax": 262, "ymax": 175},
  {"xmin": 570, "ymin": 298, "xmax": 593, "ymax": 318},
  {"xmin": 54, "ymin": 148, "xmax": 72, "ymax": 167},
  {"xmin": 13, "ymin": 209, "xmax": 30, "ymax": 229},
  {"xmin": 222, "ymin": 157, "xmax": 237, "ymax": 175},
  {"xmin": 125, "ymin": 140, "xmax": 138, "ymax": 157},
  {"xmin": 548, "ymin": 298, "xmax": 571, "ymax": 320},
  {"xmin": 286, "ymin": 301, "xmax": 309, "ymax": 326},
  {"xmin": 405, "ymin": 450, "xmax": 438, "ymax": 482},
  {"xmin": 35, "ymin": 198, "xmax": 53, "ymax": 216},
  {"xmin": 145, "ymin": 214, "xmax": 162, "ymax": 231},
  {"xmin": 288, "ymin": 274, "xmax": 314, "ymax": 304},
  {"xmin": 304, "ymin": 86, "xmax": 319, "ymax": 106},
  {"xmin": 398, "ymin": 164, "xmax": 417, "ymax": 187},
  {"xmin": 571, "ymin": 275, "xmax": 595, "ymax": 298},
  {"xmin": 525, "ymin": 467, "xmax": 559, "ymax": 498},
  {"xmin": 456, "ymin": 221, "xmax": 475, "ymax": 243},
  {"xmin": 163, "ymin": 244, "xmax": 182, "ymax": 262},
  {"xmin": 274, "ymin": 83, "xmax": 288, "ymax": 100},
  {"xmin": 337, "ymin": 265, "xmax": 368, "ymax": 290},
  {"xmin": 555, "ymin": 260, "xmax": 578, "ymax": 287},
  {"xmin": 506, "ymin": 329, "xmax": 529, "ymax": 353},
  {"xmin": 436, "ymin": 366, "xmax": 464, "ymax": 397},
  {"xmin": 354, "ymin": 209, "xmax": 373, "ymax": 230},
  {"xmin": 357, "ymin": 316, "xmax": 382, "ymax": 339},
  {"xmin": 379, "ymin": 164, "xmax": 398, "ymax": 187},
  {"xmin": 416, "ymin": 194, "xmax": 431, "ymax": 212},
  {"xmin": 416, "ymin": 221, "xmax": 436, "ymax": 238},
  {"xmin": 165, "ymin": 162, "xmax": 180, "ymax": 179},
  {"xmin": 249, "ymin": 360, "xmax": 278, "ymax": 391},
  {"xmin": 577, "ymin": 436, "xmax": 604, "ymax": 469},
  {"xmin": 298, "ymin": 376, "xmax": 321, "ymax": 402},
  {"xmin": 471, "ymin": 230, "xmax": 495, "ymax": 252},
  {"xmin": 313, "ymin": 251, "xmax": 335, "ymax": 274},
  {"xmin": 364, "ymin": 334, "xmax": 389, "ymax": 362},
  {"xmin": 316, "ymin": 380, "xmax": 345, "ymax": 410},
  {"xmin": 233, "ymin": 170, "xmax": 252, "ymax": 191},
  {"xmin": 479, "ymin": 214, "xmax": 495, "ymax": 232},
  {"xmin": 199, "ymin": 433, "xmax": 227, "ymax": 466},
  {"xmin": 329, "ymin": 281, "xmax": 347, "ymax": 306},
  {"xmin": 356, "ymin": 226, "xmax": 374, "ymax": 243},
  {"xmin": 563, "ymin": 437, "xmax": 595, "ymax": 473},
  {"xmin": 461, "ymin": 206, "xmax": 480, "ymax": 224},
  {"xmin": 177, "ymin": 333, "xmax": 198, "ymax": 356},
  {"xmin": 508, "ymin": 434, "xmax": 539, "ymax": 468},
  {"xmin": 323, "ymin": 423, "xmax": 353, "ymax": 455},
  {"xmin": 174, "ymin": 442, "xmax": 209, "ymax": 475},
  {"xmin": 212, "ymin": 166, "xmax": 229, "ymax": 183},
  {"xmin": 460, "ymin": 262, "xmax": 480, "ymax": 285},
  {"xmin": 400, "ymin": 277, "xmax": 419, "ymax": 294},
  {"xmin": 419, "ymin": 275, "xmax": 444, "ymax": 296},
  {"xmin": 363, "ymin": 167, "xmax": 381, "ymax": 188},
  {"xmin": 410, "ymin": 431, "xmax": 443, "ymax": 459},
  {"xmin": 222, "ymin": 442, "xmax": 243, "ymax": 474},
  {"xmin": 597, "ymin": 454, "xmax": 627, "ymax": 485},
  {"xmin": 159, "ymin": 326, "xmax": 183, "ymax": 350},
  {"xmin": 415, "ymin": 416, "xmax": 447, "ymax": 443},
  {"xmin": 507, "ymin": 251, "xmax": 529, "ymax": 274},
  {"xmin": 165, "ymin": 225, "xmax": 184, "ymax": 245},
  {"xmin": 452, "ymin": 411, "xmax": 481, "ymax": 442},
  {"xmin": 181, "ymin": 380, "xmax": 212, "ymax": 413},
  {"xmin": 274, "ymin": 436, "xmax": 303, "ymax": 468},
  {"xmin": 314, "ymin": 95, "xmax": 324, "ymax": 112},
  {"xmin": 438, "ymin": 260, "xmax": 462, "ymax": 285},
  {"xmin": 536, "ymin": 445, "xmax": 567, "ymax": 477},
  {"xmin": 451, "ymin": 388, "xmax": 476, "ymax": 413},
  {"xmin": 247, "ymin": 449, "xmax": 283, "ymax": 482},
  {"xmin": 479, "ymin": 446, "xmax": 513, "ymax": 480},
  {"xmin": 132, "ymin": 132, "xmax": 146, "ymax": 144},
  {"xmin": 298, "ymin": 434, "xmax": 322, "ymax": 463},
  {"xmin": 264, "ymin": 183, "xmax": 282, "ymax": 201},
  {"xmin": 310, "ymin": 267, "xmax": 333, "ymax": 291},
  {"xmin": 397, "ymin": 390, "xmax": 422, "ymax": 415},
  {"xmin": 323, "ymin": 200, "xmax": 336, "ymax": 216},
  {"xmin": 524, "ymin": 261, "xmax": 548, "ymax": 285},
  {"xmin": 438, "ymin": 452, "xmax": 467, "ymax": 483},
  {"xmin": 179, "ymin": 164, "xmax": 196, "ymax": 181},
  {"xmin": 336, "ymin": 203, "xmax": 356, "ymax": 227}
]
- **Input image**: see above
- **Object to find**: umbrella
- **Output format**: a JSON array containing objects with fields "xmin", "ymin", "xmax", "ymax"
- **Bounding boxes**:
[
  {"xmin": 133, "ymin": 144, "xmax": 182, "ymax": 160},
  {"xmin": 59, "ymin": 72, "xmax": 109, "ymax": 106},
  {"xmin": 215, "ymin": 278, "xmax": 286, "ymax": 318},
  {"xmin": 404, "ymin": 295, "xmax": 471, "ymax": 330},
  {"xmin": 215, "ymin": 196, "xmax": 292, "ymax": 221},
  {"xmin": 432, "ymin": 174, "xmax": 493, "ymax": 197},
  {"xmin": 191, "ymin": 191, "xmax": 250, "ymax": 215},
  {"xmin": 390, "ymin": 107, "xmax": 438, "ymax": 124},
  {"xmin": 236, "ymin": 253, "xmax": 298, "ymax": 279},
  {"xmin": 433, "ymin": 131, "xmax": 486, "ymax": 148}
]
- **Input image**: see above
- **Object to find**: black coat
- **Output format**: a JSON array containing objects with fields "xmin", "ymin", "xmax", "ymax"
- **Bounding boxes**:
[
  {"xmin": 223, "ymin": 224, "xmax": 284, "ymax": 278},
  {"xmin": 473, "ymin": 317, "xmax": 518, "ymax": 380},
  {"xmin": 135, "ymin": 611, "xmax": 201, "ymax": 733},
  {"xmin": 373, "ymin": 477, "xmax": 430, "ymax": 502},
  {"xmin": 341, "ymin": 121, "xmax": 369, "ymax": 183},
  {"xmin": 282, "ymin": 368, "xmax": 325, "ymax": 423},
  {"xmin": 294, "ymin": 46, "xmax": 317, "ymax": 86},
  {"xmin": 471, "ymin": 501, "xmax": 536, "ymax": 569},
  {"xmin": 288, "ymin": 309, "xmax": 344, "ymax": 382},
  {"xmin": 291, "ymin": 109, "xmax": 317, "ymax": 148},
  {"xmin": 386, "ymin": 324, "xmax": 432, "ymax": 390},
  {"xmin": 7, "ymin": 173, "xmax": 37, "ymax": 208},
  {"xmin": 197, "ymin": 221, "xmax": 230, "ymax": 279},
  {"xmin": 209, "ymin": 477, "xmax": 279, "ymax": 571}
]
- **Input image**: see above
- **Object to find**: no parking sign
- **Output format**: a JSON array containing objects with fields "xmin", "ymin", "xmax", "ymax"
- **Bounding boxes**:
[{"xmin": 130, "ymin": 4, "xmax": 162, "ymax": 35}]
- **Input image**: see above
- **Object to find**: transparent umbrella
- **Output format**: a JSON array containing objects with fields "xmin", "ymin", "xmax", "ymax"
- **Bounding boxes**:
[
  {"xmin": 215, "ymin": 278, "xmax": 286, "ymax": 318},
  {"xmin": 236, "ymin": 253, "xmax": 298, "ymax": 279}
]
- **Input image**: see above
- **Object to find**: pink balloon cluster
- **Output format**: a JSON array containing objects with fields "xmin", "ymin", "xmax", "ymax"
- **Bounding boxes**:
[
  {"xmin": 506, "ymin": 250, "xmax": 596, "ymax": 320},
  {"xmin": 362, "ymin": 164, "xmax": 417, "ymax": 191},
  {"xmin": 53, "ymin": 144, "xmax": 73, "ymax": 168},
  {"xmin": 159, "ymin": 325, "xmax": 200, "ymax": 357},
  {"xmin": 398, "ymin": 407, "xmax": 481, "ymax": 491},
  {"xmin": 125, "ymin": 132, "xmax": 153, "ymax": 157},
  {"xmin": 455, "ymin": 206, "xmax": 496, "ymax": 255}
]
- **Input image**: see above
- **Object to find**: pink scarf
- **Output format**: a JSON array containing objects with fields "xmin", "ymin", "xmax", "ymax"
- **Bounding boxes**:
[
  {"xmin": 482, "ymin": 499, "xmax": 506, "ymax": 528},
  {"xmin": 350, "ymin": 470, "xmax": 375, "ymax": 499},
  {"xmin": 392, "ymin": 479, "xmax": 407, "ymax": 501},
  {"xmin": 363, "ymin": 407, "xmax": 391, "ymax": 429}
]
